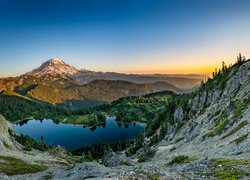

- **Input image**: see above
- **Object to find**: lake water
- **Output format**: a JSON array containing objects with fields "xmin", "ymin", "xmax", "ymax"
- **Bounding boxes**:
[{"xmin": 13, "ymin": 117, "xmax": 145, "ymax": 150}]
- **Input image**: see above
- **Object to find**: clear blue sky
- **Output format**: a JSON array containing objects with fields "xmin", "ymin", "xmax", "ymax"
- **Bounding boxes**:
[{"xmin": 0, "ymin": 0, "xmax": 250, "ymax": 77}]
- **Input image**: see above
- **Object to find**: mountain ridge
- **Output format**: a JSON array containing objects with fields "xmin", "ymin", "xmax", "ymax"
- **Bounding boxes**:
[
  {"xmin": 0, "ymin": 74, "xmax": 180, "ymax": 108},
  {"xmin": 0, "ymin": 58, "xmax": 199, "ymax": 108},
  {"xmin": 22, "ymin": 58, "xmax": 204, "ymax": 89}
]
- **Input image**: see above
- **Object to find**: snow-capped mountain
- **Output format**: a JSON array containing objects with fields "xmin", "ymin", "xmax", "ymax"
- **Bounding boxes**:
[
  {"xmin": 26, "ymin": 58, "xmax": 80, "ymax": 76},
  {"xmin": 25, "ymin": 58, "xmax": 204, "ymax": 89}
]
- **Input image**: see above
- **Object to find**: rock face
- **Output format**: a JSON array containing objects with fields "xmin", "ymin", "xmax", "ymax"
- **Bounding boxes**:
[
  {"xmin": 103, "ymin": 151, "xmax": 130, "ymax": 167},
  {"xmin": 158, "ymin": 60, "xmax": 250, "ymax": 159},
  {"xmin": 0, "ymin": 114, "xmax": 12, "ymax": 151},
  {"xmin": 0, "ymin": 115, "xmax": 11, "ymax": 137},
  {"xmin": 174, "ymin": 106, "xmax": 184, "ymax": 123}
]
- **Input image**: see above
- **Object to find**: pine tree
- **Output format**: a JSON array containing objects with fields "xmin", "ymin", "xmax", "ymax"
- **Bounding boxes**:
[
  {"xmin": 222, "ymin": 61, "xmax": 227, "ymax": 72},
  {"xmin": 86, "ymin": 150, "xmax": 93, "ymax": 161},
  {"xmin": 237, "ymin": 53, "xmax": 242, "ymax": 64}
]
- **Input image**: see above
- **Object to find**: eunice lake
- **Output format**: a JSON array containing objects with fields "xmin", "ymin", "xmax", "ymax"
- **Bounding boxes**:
[{"xmin": 13, "ymin": 117, "xmax": 145, "ymax": 150}]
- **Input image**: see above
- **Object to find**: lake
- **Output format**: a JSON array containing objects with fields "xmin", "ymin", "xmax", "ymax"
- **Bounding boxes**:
[{"xmin": 13, "ymin": 117, "xmax": 145, "ymax": 150}]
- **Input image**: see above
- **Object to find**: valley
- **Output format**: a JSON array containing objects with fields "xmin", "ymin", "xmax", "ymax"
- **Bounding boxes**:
[
  {"xmin": 0, "ymin": 59, "xmax": 202, "ymax": 109},
  {"xmin": 0, "ymin": 56, "xmax": 249, "ymax": 179}
]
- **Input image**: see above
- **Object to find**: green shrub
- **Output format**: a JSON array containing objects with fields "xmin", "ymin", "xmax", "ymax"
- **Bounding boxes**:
[
  {"xmin": 234, "ymin": 133, "xmax": 248, "ymax": 144},
  {"xmin": 9, "ymin": 129, "xmax": 50, "ymax": 151},
  {"xmin": 233, "ymin": 99, "xmax": 246, "ymax": 118},
  {"xmin": 222, "ymin": 121, "xmax": 248, "ymax": 139},
  {"xmin": 149, "ymin": 134, "xmax": 160, "ymax": 146},
  {"xmin": 85, "ymin": 151, "xmax": 93, "ymax": 161},
  {"xmin": 169, "ymin": 146, "xmax": 176, "ymax": 152},
  {"xmin": 138, "ymin": 149, "xmax": 156, "ymax": 163},
  {"xmin": 209, "ymin": 159, "xmax": 250, "ymax": 168},
  {"xmin": 215, "ymin": 169, "xmax": 248, "ymax": 180},
  {"xmin": 215, "ymin": 119, "xmax": 229, "ymax": 134},
  {"xmin": 168, "ymin": 155, "xmax": 197, "ymax": 165},
  {"xmin": 148, "ymin": 173, "xmax": 161, "ymax": 180},
  {"xmin": 2, "ymin": 140, "xmax": 11, "ymax": 149},
  {"xmin": 42, "ymin": 172, "xmax": 54, "ymax": 180},
  {"xmin": 0, "ymin": 156, "xmax": 48, "ymax": 175},
  {"xmin": 204, "ymin": 116, "xmax": 229, "ymax": 138},
  {"xmin": 138, "ymin": 155, "xmax": 146, "ymax": 162},
  {"xmin": 209, "ymin": 159, "xmax": 250, "ymax": 180}
]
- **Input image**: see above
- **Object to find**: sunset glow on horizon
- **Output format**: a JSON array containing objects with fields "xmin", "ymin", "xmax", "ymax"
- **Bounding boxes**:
[{"xmin": 0, "ymin": 0, "xmax": 250, "ymax": 77}]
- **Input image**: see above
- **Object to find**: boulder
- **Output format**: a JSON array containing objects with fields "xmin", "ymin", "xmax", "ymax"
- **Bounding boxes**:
[{"xmin": 103, "ymin": 151, "xmax": 129, "ymax": 167}]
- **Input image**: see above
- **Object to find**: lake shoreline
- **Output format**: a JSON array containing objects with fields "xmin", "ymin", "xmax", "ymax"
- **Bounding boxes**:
[{"xmin": 13, "ymin": 117, "xmax": 145, "ymax": 150}]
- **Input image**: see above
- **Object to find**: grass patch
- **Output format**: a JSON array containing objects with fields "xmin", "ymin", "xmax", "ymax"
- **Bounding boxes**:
[
  {"xmin": 122, "ymin": 161, "xmax": 133, "ymax": 166},
  {"xmin": 135, "ymin": 170, "xmax": 161, "ymax": 180},
  {"xmin": 42, "ymin": 172, "xmax": 54, "ymax": 180},
  {"xmin": 0, "ymin": 156, "xmax": 48, "ymax": 176},
  {"xmin": 2, "ymin": 140, "xmax": 11, "ymax": 149},
  {"xmin": 148, "ymin": 173, "xmax": 161, "ymax": 180},
  {"xmin": 138, "ymin": 155, "xmax": 146, "ymax": 162},
  {"xmin": 234, "ymin": 133, "xmax": 249, "ymax": 145},
  {"xmin": 204, "ymin": 118, "xmax": 229, "ymax": 138},
  {"xmin": 209, "ymin": 159, "xmax": 250, "ymax": 180},
  {"xmin": 233, "ymin": 99, "xmax": 246, "ymax": 118},
  {"xmin": 215, "ymin": 119, "xmax": 229, "ymax": 135},
  {"xmin": 215, "ymin": 169, "xmax": 248, "ymax": 180},
  {"xmin": 209, "ymin": 159, "xmax": 250, "ymax": 168},
  {"xmin": 222, "ymin": 121, "xmax": 248, "ymax": 139},
  {"xmin": 64, "ymin": 113, "xmax": 106, "ymax": 126},
  {"xmin": 168, "ymin": 155, "xmax": 197, "ymax": 165},
  {"xmin": 135, "ymin": 169, "xmax": 146, "ymax": 174},
  {"xmin": 169, "ymin": 146, "xmax": 176, "ymax": 152}
]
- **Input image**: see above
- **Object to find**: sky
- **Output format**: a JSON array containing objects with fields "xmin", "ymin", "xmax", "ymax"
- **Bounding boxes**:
[{"xmin": 0, "ymin": 0, "xmax": 250, "ymax": 77}]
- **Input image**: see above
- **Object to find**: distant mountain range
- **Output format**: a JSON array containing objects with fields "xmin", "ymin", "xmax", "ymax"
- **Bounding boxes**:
[
  {"xmin": 26, "ymin": 58, "xmax": 205, "ymax": 89},
  {"xmin": 0, "ymin": 58, "xmax": 204, "ymax": 108}
]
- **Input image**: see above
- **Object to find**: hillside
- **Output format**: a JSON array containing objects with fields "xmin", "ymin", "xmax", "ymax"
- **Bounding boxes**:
[
  {"xmin": 0, "ymin": 74, "xmax": 179, "ymax": 106},
  {"xmin": 63, "ymin": 91, "xmax": 175, "ymax": 124},
  {"xmin": 59, "ymin": 58, "xmax": 250, "ymax": 179},
  {"xmin": 0, "ymin": 93, "xmax": 71, "ymax": 122}
]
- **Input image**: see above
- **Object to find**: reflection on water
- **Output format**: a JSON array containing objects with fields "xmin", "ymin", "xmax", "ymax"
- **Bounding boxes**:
[{"xmin": 14, "ymin": 117, "xmax": 145, "ymax": 150}]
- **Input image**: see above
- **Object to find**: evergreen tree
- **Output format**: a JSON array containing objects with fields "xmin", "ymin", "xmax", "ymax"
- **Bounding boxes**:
[
  {"xmin": 222, "ymin": 61, "xmax": 227, "ymax": 72},
  {"xmin": 86, "ymin": 150, "xmax": 93, "ymax": 161},
  {"xmin": 237, "ymin": 53, "xmax": 242, "ymax": 64}
]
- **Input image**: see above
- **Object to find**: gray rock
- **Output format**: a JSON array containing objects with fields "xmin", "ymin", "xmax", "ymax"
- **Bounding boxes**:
[
  {"xmin": 174, "ymin": 106, "xmax": 184, "ymax": 123},
  {"xmin": 103, "ymin": 151, "xmax": 129, "ymax": 167}
]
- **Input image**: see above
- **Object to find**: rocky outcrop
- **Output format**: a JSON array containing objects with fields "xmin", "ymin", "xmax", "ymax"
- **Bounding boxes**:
[
  {"xmin": 157, "ymin": 60, "xmax": 250, "ymax": 160},
  {"xmin": 0, "ymin": 115, "xmax": 13, "ymax": 151},
  {"xmin": 174, "ymin": 106, "xmax": 184, "ymax": 123},
  {"xmin": 103, "ymin": 151, "xmax": 130, "ymax": 167},
  {"xmin": 0, "ymin": 115, "xmax": 11, "ymax": 137}
]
